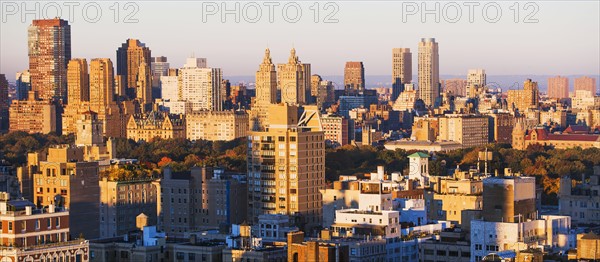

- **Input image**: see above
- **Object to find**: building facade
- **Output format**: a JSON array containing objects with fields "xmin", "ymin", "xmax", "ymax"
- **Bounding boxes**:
[
  {"xmin": 392, "ymin": 48, "xmax": 412, "ymax": 101},
  {"xmin": 548, "ymin": 76, "xmax": 569, "ymax": 99},
  {"xmin": 28, "ymin": 18, "xmax": 71, "ymax": 101},
  {"xmin": 277, "ymin": 49, "xmax": 310, "ymax": 105},
  {"xmin": 438, "ymin": 114, "xmax": 490, "ymax": 148},
  {"xmin": 418, "ymin": 38, "xmax": 440, "ymax": 107},
  {"xmin": 186, "ymin": 110, "xmax": 248, "ymax": 141},
  {"xmin": 0, "ymin": 196, "xmax": 89, "ymax": 262},
  {"xmin": 507, "ymin": 79, "xmax": 539, "ymax": 112},
  {"xmin": 344, "ymin": 61, "xmax": 365, "ymax": 92},
  {"xmin": 247, "ymin": 104, "xmax": 325, "ymax": 232},
  {"xmin": 9, "ymin": 91, "xmax": 57, "ymax": 134},
  {"xmin": 99, "ymin": 177, "xmax": 158, "ymax": 238},
  {"xmin": 574, "ymin": 76, "xmax": 597, "ymax": 96},
  {"xmin": 116, "ymin": 39, "xmax": 151, "ymax": 94},
  {"xmin": 31, "ymin": 146, "xmax": 101, "ymax": 239},
  {"xmin": 126, "ymin": 111, "xmax": 185, "ymax": 142}
]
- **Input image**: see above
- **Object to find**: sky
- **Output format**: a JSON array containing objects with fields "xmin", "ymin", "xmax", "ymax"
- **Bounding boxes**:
[{"xmin": 1, "ymin": 1, "xmax": 599, "ymax": 82}]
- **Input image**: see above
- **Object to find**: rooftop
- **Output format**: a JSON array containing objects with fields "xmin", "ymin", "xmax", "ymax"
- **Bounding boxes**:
[{"xmin": 408, "ymin": 152, "xmax": 429, "ymax": 158}]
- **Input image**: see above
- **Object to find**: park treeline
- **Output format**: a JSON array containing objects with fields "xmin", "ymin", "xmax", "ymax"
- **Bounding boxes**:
[{"xmin": 3, "ymin": 132, "xmax": 599, "ymax": 204}]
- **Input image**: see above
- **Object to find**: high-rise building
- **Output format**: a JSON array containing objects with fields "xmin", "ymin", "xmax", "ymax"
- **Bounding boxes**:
[
  {"xmin": 548, "ymin": 76, "xmax": 569, "ymax": 99},
  {"xmin": 150, "ymin": 56, "xmax": 169, "ymax": 99},
  {"xmin": 15, "ymin": 70, "xmax": 31, "ymax": 100},
  {"xmin": 344, "ymin": 61, "xmax": 365, "ymax": 92},
  {"xmin": 0, "ymin": 74, "xmax": 8, "ymax": 131},
  {"xmin": 116, "ymin": 39, "xmax": 151, "ymax": 96},
  {"xmin": 418, "ymin": 38, "xmax": 440, "ymax": 107},
  {"xmin": 28, "ymin": 18, "xmax": 71, "ymax": 102},
  {"xmin": 438, "ymin": 114, "xmax": 490, "ymax": 148},
  {"xmin": 9, "ymin": 91, "xmax": 57, "ymax": 134},
  {"xmin": 488, "ymin": 112, "xmax": 515, "ymax": 144},
  {"xmin": 67, "ymin": 59, "xmax": 89, "ymax": 104},
  {"xmin": 180, "ymin": 59, "xmax": 223, "ymax": 112},
  {"xmin": 311, "ymin": 74, "xmax": 322, "ymax": 98},
  {"xmin": 277, "ymin": 48, "xmax": 310, "ymax": 105},
  {"xmin": 467, "ymin": 69, "xmax": 486, "ymax": 88},
  {"xmin": 99, "ymin": 176, "xmax": 158, "ymax": 238},
  {"xmin": 31, "ymin": 146, "xmax": 101, "ymax": 239},
  {"xmin": 159, "ymin": 166, "xmax": 247, "ymax": 235},
  {"xmin": 392, "ymin": 48, "xmax": 412, "ymax": 100},
  {"xmin": 252, "ymin": 49, "xmax": 278, "ymax": 131},
  {"xmin": 160, "ymin": 69, "xmax": 180, "ymax": 101},
  {"xmin": 136, "ymin": 61, "xmax": 152, "ymax": 109},
  {"xmin": 89, "ymin": 58, "xmax": 115, "ymax": 108},
  {"xmin": 507, "ymin": 79, "xmax": 539, "ymax": 112},
  {"xmin": 321, "ymin": 114, "xmax": 351, "ymax": 147},
  {"xmin": 247, "ymin": 104, "xmax": 325, "ymax": 232},
  {"xmin": 574, "ymin": 76, "xmax": 597, "ymax": 96}
]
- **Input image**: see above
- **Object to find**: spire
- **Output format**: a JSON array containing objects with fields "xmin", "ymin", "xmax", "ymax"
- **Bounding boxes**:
[
  {"xmin": 288, "ymin": 48, "xmax": 298, "ymax": 64},
  {"xmin": 263, "ymin": 48, "xmax": 272, "ymax": 64}
]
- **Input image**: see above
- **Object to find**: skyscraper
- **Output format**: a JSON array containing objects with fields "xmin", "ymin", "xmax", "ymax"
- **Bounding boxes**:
[
  {"xmin": 136, "ymin": 62, "xmax": 152, "ymax": 109},
  {"xmin": 28, "ymin": 18, "xmax": 71, "ymax": 102},
  {"xmin": 150, "ymin": 56, "xmax": 169, "ymax": 99},
  {"xmin": 0, "ymin": 74, "xmax": 8, "ymax": 131},
  {"xmin": 89, "ymin": 58, "xmax": 115, "ymax": 109},
  {"xmin": 278, "ymin": 48, "xmax": 310, "ymax": 105},
  {"xmin": 344, "ymin": 61, "xmax": 365, "ymax": 92},
  {"xmin": 15, "ymin": 70, "xmax": 31, "ymax": 100},
  {"xmin": 252, "ymin": 48, "xmax": 278, "ymax": 131},
  {"xmin": 180, "ymin": 57, "xmax": 223, "ymax": 111},
  {"xmin": 116, "ymin": 39, "xmax": 151, "ymax": 97},
  {"xmin": 67, "ymin": 59, "xmax": 89, "ymax": 104},
  {"xmin": 418, "ymin": 38, "xmax": 440, "ymax": 107},
  {"xmin": 547, "ymin": 76, "xmax": 569, "ymax": 99},
  {"xmin": 392, "ymin": 48, "xmax": 412, "ymax": 100},
  {"xmin": 574, "ymin": 76, "xmax": 597, "ymax": 96},
  {"xmin": 247, "ymin": 104, "xmax": 325, "ymax": 232}
]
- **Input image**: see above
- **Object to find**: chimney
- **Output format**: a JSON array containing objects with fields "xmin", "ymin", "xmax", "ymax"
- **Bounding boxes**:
[
  {"xmin": 25, "ymin": 206, "xmax": 32, "ymax": 215},
  {"xmin": 48, "ymin": 204, "xmax": 55, "ymax": 213}
]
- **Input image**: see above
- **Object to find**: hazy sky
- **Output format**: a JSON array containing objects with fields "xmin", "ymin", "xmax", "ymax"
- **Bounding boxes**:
[{"xmin": 1, "ymin": 1, "xmax": 599, "ymax": 80}]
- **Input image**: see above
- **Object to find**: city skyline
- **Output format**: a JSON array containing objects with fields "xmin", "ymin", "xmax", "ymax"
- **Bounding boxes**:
[{"xmin": 1, "ymin": 1, "xmax": 599, "ymax": 81}]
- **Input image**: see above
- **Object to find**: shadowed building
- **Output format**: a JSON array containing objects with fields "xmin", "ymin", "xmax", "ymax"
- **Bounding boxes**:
[
  {"xmin": 344, "ymin": 61, "xmax": 365, "ymax": 92},
  {"xmin": 116, "ymin": 39, "xmax": 151, "ymax": 99}
]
